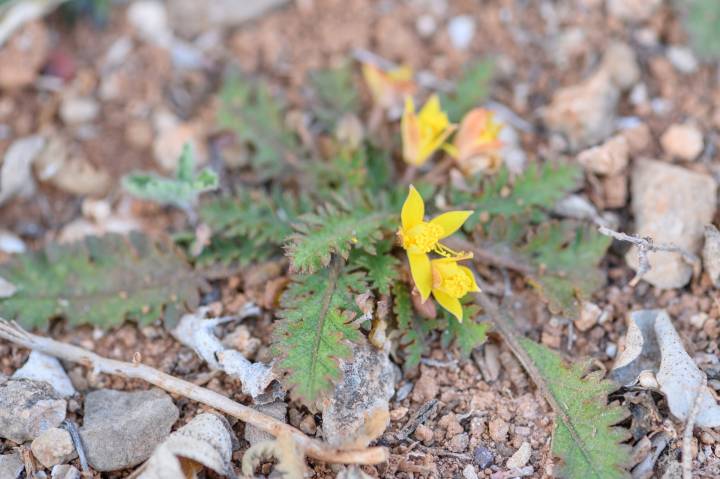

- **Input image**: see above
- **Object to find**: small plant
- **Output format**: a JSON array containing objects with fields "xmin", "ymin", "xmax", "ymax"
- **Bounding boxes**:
[{"xmin": 684, "ymin": 0, "xmax": 720, "ymax": 59}]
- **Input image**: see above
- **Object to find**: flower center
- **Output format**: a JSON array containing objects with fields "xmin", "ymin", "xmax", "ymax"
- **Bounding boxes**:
[
  {"xmin": 402, "ymin": 222, "xmax": 444, "ymax": 253},
  {"xmin": 434, "ymin": 267, "xmax": 473, "ymax": 298}
]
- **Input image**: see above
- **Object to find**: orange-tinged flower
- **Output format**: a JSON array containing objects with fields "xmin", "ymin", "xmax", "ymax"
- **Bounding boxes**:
[
  {"xmin": 399, "ymin": 185, "xmax": 472, "ymax": 301},
  {"xmin": 450, "ymin": 108, "xmax": 503, "ymax": 174},
  {"xmin": 362, "ymin": 63, "xmax": 416, "ymax": 110},
  {"xmin": 430, "ymin": 257, "xmax": 480, "ymax": 321},
  {"xmin": 402, "ymin": 95, "xmax": 456, "ymax": 167}
]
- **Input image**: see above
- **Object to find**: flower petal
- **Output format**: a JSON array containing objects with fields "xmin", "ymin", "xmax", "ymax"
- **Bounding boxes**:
[
  {"xmin": 433, "ymin": 289, "xmax": 463, "ymax": 322},
  {"xmin": 408, "ymin": 252, "xmax": 432, "ymax": 301},
  {"xmin": 459, "ymin": 266, "xmax": 481, "ymax": 292},
  {"xmin": 402, "ymin": 97, "xmax": 421, "ymax": 165},
  {"xmin": 401, "ymin": 185, "xmax": 424, "ymax": 230},
  {"xmin": 430, "ymin": 210, "xmax": 473, "ymax": 238}
]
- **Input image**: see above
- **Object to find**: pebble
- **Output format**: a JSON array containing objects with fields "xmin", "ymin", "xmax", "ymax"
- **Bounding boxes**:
[
  {"xmin": 60, "ymin": 97, "xmax": 100, "ymax": 125},
  {"xmin": 575, "ymin": 302, "xmax": 602, "ymax": 332},
  {"xmin": 323, "ymin": 344, "xmax": 396, "ymax": 449},
  {"xmin": 411, "ymin": 371, "xmax": 439, "ymax": 403},
  {"xmin": 667, "ymin": 46, "xmax": 699, "ymax": 74},
  {"xmin": 245, "ymin": 401, "xmax": 287, "ymax": 445},
  {"xmin": 506, "ymin": 441, "xmax": 531, "ymax": 469},
  {"xmin": 51, "ymin": 465, "xmax": 81, "ymax": 479},
  {"xmin": 79, "ymin": 389, "xmax": 179, "ymax": 471},
  {"xmin": 606, "ymin": 342, "xmax": 618, "ymax": 358},
  {"xmin": 0, "ymin": 135, "xmax": 44, "ymax": 206},
  {"xmin": 607, "ymin": 0, "xmax": 661, "ymax": 22},
  {"xmin": 414, "ymin": 424, "xmax": 434, "ymax": 444},
  {"xmin": 416, "ymin": 14, "xmax": 437, "ymax": 38},
  {"xmin": 13, "ymin": 351, "xmax": 76, "ymax": 398},
  {"xmin": 448, "ymin": 15, "xmax": 475, "ymax": 50},
  {"xmin": 703, "ymin": 225, "xmax": 720, "ymax": 287},
  {"xmin": 438, "ymin": 413, "xmax": 464, "ymax": 437},
  {"xmin": 661, "ymin": 123, "xmax": 704, "ymax": 161},
  {"xmin": 0, "ymin": 453, "xmax": 23, "ymax": 479},
  {"xmin": 474, "ymin": 445, "xmax": 495, "ymax": 468},
  {"xmin": 31, "ymin": 427, "xmax": 78, "ymax": 468},
  {"xmin": 0, "ymin": 379, "xmax": 67, "ymax": 443},
  {"xmin": 0, "ymin": 276, "xmax": 15, "ymax": 298},
  {"xmin": 577, "ymin": 135, "xmax": 629, "ymax": 176},
  {"xmin": 0, "ymin": 231, "xmax": 25, "ymax": 254},
  {"xmin": 448, "ymin": 432, "xmax": 470, "ymax": 453},
  {"xmin": 463, "ymin": 464, "xmax": 479, "ymax": 479},
  {"xmin": 626, "ymin": 159, "xmax": 716, "ymax": 288},
  {"xmin": 488, "ymin": 418, "xmax": 509, "ymax": 442}
]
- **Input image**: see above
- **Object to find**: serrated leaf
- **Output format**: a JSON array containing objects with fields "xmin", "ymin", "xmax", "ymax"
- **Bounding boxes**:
[
  {"xmin": 0, "ymin": 233, "xmax": 204, "ymax": 329},
  {"xmin": 393, "ymin": 282, "xmax": 437, "ymax": 369},
  {"xmin": 440, "ymin": 59, "xmax": 494, "ymax": 122},
  {"xmin": 273, "ymin": 261, "xmax": 366, "ymax": 407},
  {"xmin": 520, "ymin": 338, "xmax": 631, "ymax": 479},
  {"xmin": 308, "ymin": 63, "xmax": 359, "ymax": 129},
  {"xmin": 440, "ymin": 304, "xmax": 488, "ymax": 357},
  {"xmin": 122, "ymin": 144, "xmax": 218, "ymax": 208},
  {"xmin": 286, "ymin": 200, "xmax": 390, "ymax": 273},
  {"xmin": 521, "ymin": 222, "xmax": 610, "ymax": 316},
  {"xmin": 349, "ymin": 240, "xmax": 399, "ymax": 295},
  {"xmin": 218, "ymin": 73, "xmax": 299, "ymax": 180}
]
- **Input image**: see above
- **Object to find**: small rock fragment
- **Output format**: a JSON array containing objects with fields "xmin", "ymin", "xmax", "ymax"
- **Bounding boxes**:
[
  {"xmin": 703, "ymin": 225, "xmax": 720, "ymax": 287},
  {"xmin": 414, "ymin": 424, "xmax": 434, "ymax": 444},
  {"xmin": 0, "ymin": 21, "xmax": 49, "ymax": 90},
  {"xmin": 0, "ymin": 379, "xmax": 67, "ymax": 443},
  {"xmin": 13, "ymin": 351, "xmax": 76, "ymax": 398},
  {"xmin": 602, "ymin": 174, "xmax": 628, "ymax": 209},
  {"xmin": 661, "ymin": 123, "xmax": 704, "ymax": 161},
  {"xmin": 577, "ymin": 135, "xmax": 629, "ymax": 176},
  {"xmin": 323, "ymin": 344, "xmax": 396, "ymax": 449},
  {"xmin": 51, "ymin": 465, "xmax": 81, "ymax": 479},
  {"xmin": 411, "ymin": 371, "xmax": 439, "ymax": 403},
  {"xmin": 0, "ymin": 135, "xmax": 44, "ymax": 206},
  {"xmin": 79, "ymin": 389, "xmax": 179, "ymax": 471},
  {"xmin": 448, "ymin": 15, "xmax": 475, "ymax": 50},
  {"xmin": 0, "ymin": 453, "xmax": 23, "ymax": 479},
  {"xmin": 602, "ymin": 42, "xmax": 641, "ymax": 90},
  {"xmin": 60, "ymin": 97, "xmax": 100, "ymax": 125},
  {"xmin": 31, "ymin": 428, "xmax": 77, "ymax": 468},
  {"xmin": 507, "ymin": 441, "xmax": 531, "ymax": 469},
  {"xmin": 626, "ymin": 159, "xmax": 716, "ymax": 288},
  {"xmin": 620, "ymin": 122, "xmax": 651, "ymax": 153},
  {"xmin": 244, "ymin": 401, "xmax": 287, "ymax": 445},
  {"xmin": 463, "ymin": 464, "xmax": 479, "ymax": 479},
  {"xmin": 448, "ymin": 432, "xmax": 470, "ymax": 453},
  {"xmin": 0, "ymin": 276, "xmax": 16, "ymax": 298},
  {"xmin": 667, "ymin": 46, "xmax": 699, "ymax": 74},
  {"xmin": 575, "ymin": 302, "xmax": 602, "ymax": 332},
  {"xmin": 0, "ymin": 231, "xmax": 25, "ymax": 254},
  {"xmin": 474, "ymin": 445, "xmax": 494, "ymax": 468},
  {"xmin": 488, "ymin": 418, "xmax": 509, "ymax": 442},
  {"xmin": 607, "ymin": 0, "xmax": 661, "ymax": 22}
]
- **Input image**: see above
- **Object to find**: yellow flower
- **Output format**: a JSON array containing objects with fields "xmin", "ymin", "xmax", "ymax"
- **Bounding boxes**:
[
  {"xmin": 401, "ymin": 95, "xmax": 456, "ymax": 166},
  {"xmin": 430, "ymin": 257, "xmax": 480, "ymax": 321},
  {"xmin": 399, "ymin": 185, "xmax": 473, "ymax": 301},
  {"xmin": 449, "ymin": 108, "xmax": 503, "ymax": 175},
  {"xmin": 362, "ymin": 63, "xmax": 416, "ymax": 110}
]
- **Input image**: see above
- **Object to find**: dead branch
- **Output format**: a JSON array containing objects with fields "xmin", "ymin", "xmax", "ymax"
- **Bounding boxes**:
[
  {"xmin": 0, "ymin": 319, "xmax": 388, "ymax": 466},
  {"xmin": 598, "ymin": 226, "xmax": 701, "ymax": 286},
  {"xmin": 444, "ymin": 237, "xmax": 535, "ymax": 275},
  {"xmin": 682, "ymin": 376, "xmax": 705, "ymax": 479}
]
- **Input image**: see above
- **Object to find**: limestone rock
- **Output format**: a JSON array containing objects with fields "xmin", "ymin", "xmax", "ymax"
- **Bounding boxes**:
[
  {"xmin": 31, "ymin": 427, "xmax": 77, "ymax": 468},
  {"xmin": 0, "ymin": 379, "xmax": 67, "ymax": 443}
]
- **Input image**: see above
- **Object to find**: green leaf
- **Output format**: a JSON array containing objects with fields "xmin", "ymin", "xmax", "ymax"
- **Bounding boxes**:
[
  {"xmin": 476, "ymin": 163, "xmax": 582, "ymax": 220},
  {"xmin": 286, "ymin": 199, "xmax": 390, "ymax": 273},
  {"xmin": 393, "ymin": 282, "xmax": 437, "ymax": 369},
  {"xmin": 441, "ymin": 59, "xmax": 494, "ymax": 122},
  {"xmin": 308, "ymin": 63, "xmax": 359, "ymax": 129},
  {"xmin": 218, "ymin": 73, "xmax": 299, "ymax": 180},
  {"xmin": 273, "ymin": 261, "xmax": 366, "ymax": 407},
  {"xmin": 441, "ymin": 304, "xmax": 488, "ymax": 357},
  {"xmin": 520, "ymin": 339, "xmax": 631, "ymax": 478},
  {"xmin": 685, "ymin": 0, "xmax": 720, "ymax": 59},
  {"xmin": 521, "ymin": 222, "xmax": 610, "ymax": 316},
  {"xmin": 122, "ymin": 144, "xmax": 218, "ymax": 208},
  {"xmin": 0, "ymin": 233, "xmax": 204, "ymax": 329},
  {"xmin": 349, "ymin": 240, "xmax": 399, "ymax": 295}
]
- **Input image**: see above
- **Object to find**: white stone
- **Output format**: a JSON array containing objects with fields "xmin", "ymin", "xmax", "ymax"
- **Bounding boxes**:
[
  {"xmin": 0, "ymin": 230, "xmax": 25, "ymax": 254},
  {"xmin": 507, "ymin": 441, "xmax": 531, "ymax": 469},
  {"xmin": 448, "ymin": 15, "xmax": 475, "ymax": 50},
  {"xmin": 60, "ymin": 97, "xmax": 99, "ymax": 125},
  {"xmin": 463, "ymin": 464, "xmax": 479, "ymax": 479},
  {"xmin": 416, "ymin": 14, "xmax": 437, "ymax": 38},
  {"xmin": 667, "ymin": 45, "xmax": 699, "ymax": 74},
  {"xmin": 661, "ymin": 123, "xmax": 704, "ymax": 161}
]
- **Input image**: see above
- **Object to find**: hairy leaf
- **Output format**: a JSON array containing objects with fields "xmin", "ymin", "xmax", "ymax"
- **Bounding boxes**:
[
  {"xmin": 218, "ymin": 73, "xmax": 299, "ymax": 180},
  {"xmin": 393, "ymin": 282, "xmax": 437, "ymax": 369},
  {"xmin": 520, "ymin": 339, "xmax": 631, "ymax": 478},
  {"xmin": 122, "ymin": 144, "xmax": 218, "ymax": 208},
  {"xmin": 273, "ymin": 261, "xmax": 366, "ymax": 407},
  {"xmin": 286, "ymin": 200, "xmax": 390, "ymax": 273},
  {"xmin": 521, "ymin": 222, "xmax": 610, "ymax": 316},
  {"xmin": 0, "ymin": 233, "xmax": 204, "ymax": 329},
  {"xmin": 441, "ymin": 304, "xmax": 488, "ymax": 357},
  {"xmin": 349, "ymin": 240, "xmax": 399, "ymax": 295},
  {"xmin": 441, "ymin": 59, "xmax": 494, "ymax": 122}
]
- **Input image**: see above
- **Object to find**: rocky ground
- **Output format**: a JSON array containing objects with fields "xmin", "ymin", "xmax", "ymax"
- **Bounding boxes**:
[{"xmin": 2, "ymin": 0, "xmax": 720, "ymax": 478}]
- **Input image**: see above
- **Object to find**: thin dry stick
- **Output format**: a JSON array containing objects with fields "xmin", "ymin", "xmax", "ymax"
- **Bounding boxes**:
[
  {"xmin": 0, "ymin": 319, "xmax": 388, "ymax": 466},
  {"xmin": 598, "ymin": 226, "xmax": 701, "ymax": 286},
  {"xmin": 682, "ymin": 377, "xmax": 706, "ymax": 479},
  {"xmin": 445, "ymin": 237, "xmax": 535, "ymax": 275}
]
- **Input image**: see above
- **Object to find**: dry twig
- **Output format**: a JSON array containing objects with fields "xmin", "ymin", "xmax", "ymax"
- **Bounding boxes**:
[
  {"xmin": 683, "ymin": 377, "xmax": 706, "ymax": 479},
  {"xmin": 598, "ymin": 226, "xmax": 701, "ymax": 286},
  {"xmin": 0, "ymin": 319, "xmax": 388, "ymax": 466}
]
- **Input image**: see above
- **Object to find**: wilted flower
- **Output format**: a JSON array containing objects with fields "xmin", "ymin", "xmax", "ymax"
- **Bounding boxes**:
[
  {"xmin": 401, "ymin": 95, "xmax": 456, "ymax": 167},
  {"xmin": 430, "ymin": 257, "xmax": 480, "ymax": 321},
  {"xmin": 399, "ymin": 185, "xmax": 472, "ymax": 301},
  {"xmin": 362, "ymin": 63, "xmax": 416, "ymax": 110},
  {"xmin": 450, "ymin": 108, "xmax": 503, "ymax": 175}
]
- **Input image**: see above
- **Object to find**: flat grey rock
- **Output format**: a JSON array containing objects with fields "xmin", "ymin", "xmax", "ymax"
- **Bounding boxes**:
[
  {"xmin": 0, "ymin": 378, "xmax": 67, "ymax": 443},
  {"xmin": 0, "ymin": 453, "xmax": 23, "ymax": 479},
  {"xmin": 79, "ymin": 389, "xmax": 179, "ymax": 472}
]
